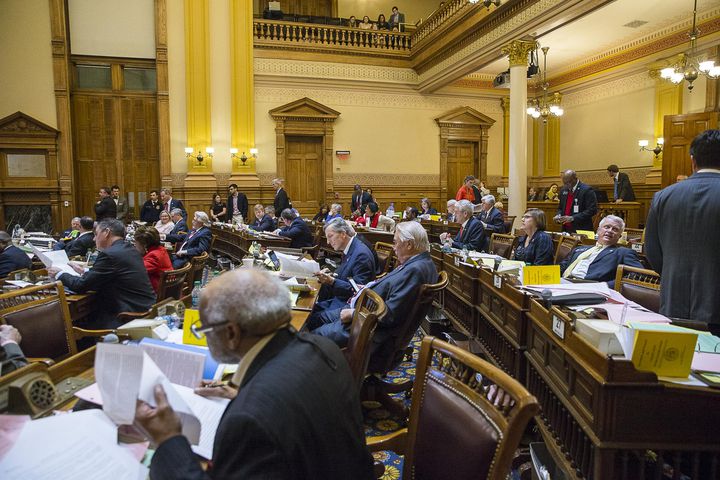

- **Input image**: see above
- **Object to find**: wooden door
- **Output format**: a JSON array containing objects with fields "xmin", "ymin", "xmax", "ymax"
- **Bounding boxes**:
[
  {"xmin": 285, "ymin": 136, "xmax": 323, "ymax": 215},
  {"xmin": 447, "ymin": 141, "xmax": 475, "ymax": 196},
  {"xmin": 663, "ymin": 112, "xmax": 719, "ymax": 187}
]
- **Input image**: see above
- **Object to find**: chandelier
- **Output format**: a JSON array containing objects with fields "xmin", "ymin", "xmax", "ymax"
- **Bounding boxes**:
[
  {"xmin": 526, "ymin": 46, "xmax": 563, "ymax": 123},
  {"xmin": 658, "ymin": 0, "xmax": 719, "ymax": 91}
]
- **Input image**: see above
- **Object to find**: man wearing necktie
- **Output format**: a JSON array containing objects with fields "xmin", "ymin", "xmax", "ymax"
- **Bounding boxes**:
[
  {"xmin": 553, "ymin": 170, "xmax": 598, "ymax": 233},
  {"xmin": 310, "ymin": 222, "xmax": 437, "ymax": 348},
  {"xmin": 560, "ymin": 215, "xmax": 643, "ymax": 287},
  {"xmin": 607, "ymin": 164, "xmax": 636, "ymax": 203}
]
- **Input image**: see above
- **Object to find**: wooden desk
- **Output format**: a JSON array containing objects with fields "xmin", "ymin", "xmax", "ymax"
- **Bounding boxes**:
[{"xmin": 211, "ymin": 226, "xmax": 291, "ymax": 262}]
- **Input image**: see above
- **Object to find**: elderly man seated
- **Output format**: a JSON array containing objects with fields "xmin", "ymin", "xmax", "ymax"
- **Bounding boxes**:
[
  {"xmin": 560, "ymin": 214, "xmax": 643, "ymax": 287},
  {"xmin": 439, "ymin": 199, "xmax": 485, "ymax": 252},
  {"xmin": 309, "ymin": 221, "xmax": 437, "ymax": 348},
  {"xmin": 48, "ymin": 218, "xmax": 156, "ymax": 329},
  {"xmin": 275, "ymin": 208, "xmax": 313, "ymax": 248},
  {"xmin": 172, "ymin": 211, "xmax": 212, "ymax": 269},
  {"xmin": 0, "ymin": 231, "xmax": 32, "ymax": 278},
  {"xmin": 134, "ymin": 269, "xmax": 374, "ymax": 479}
]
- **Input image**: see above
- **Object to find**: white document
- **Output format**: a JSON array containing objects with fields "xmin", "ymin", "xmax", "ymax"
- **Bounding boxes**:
[
  {"xmin": 140, "ymin": 342, "xmax": 205, "ymax": 388},
  {"xmin": 0, "ymin": 409, "xmax": 147, "ymax": 480},
  {"xmin": 30, "ymin": 244, "xmax": 79, "ymax": 277},
  {"xmin": 278, "ymin": 256, "xmax": 320, "ymax": 279}
]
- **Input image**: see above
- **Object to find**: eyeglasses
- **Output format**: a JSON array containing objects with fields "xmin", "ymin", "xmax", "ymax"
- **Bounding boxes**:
[{"xmin": 190, "ymin": 319, "xmax": 230, "ymax": 339}]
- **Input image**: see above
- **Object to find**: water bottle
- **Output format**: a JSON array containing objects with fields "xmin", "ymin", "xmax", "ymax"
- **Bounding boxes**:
[
  {"xmin": 191, "ymin": 281, "xmax": 202, "ymax": 308},
  {"xmin": 386, "ymin": 202, "xmax": 395, "ymax": 218}
]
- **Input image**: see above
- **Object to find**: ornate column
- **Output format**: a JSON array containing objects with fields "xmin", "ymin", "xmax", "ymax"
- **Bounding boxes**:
[{"xmin": 501, "ymin": 39, "xmax": 537, "ymax": 225}]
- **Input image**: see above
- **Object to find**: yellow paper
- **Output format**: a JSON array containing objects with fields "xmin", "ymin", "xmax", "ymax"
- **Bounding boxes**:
[
  {"xmin": 576, "ymin": 230, "xmax": 596, "ymax": 240},
  {"xmin": 182, "ymin": 309, "xmax": 207, "ymax": 347},
  {"xmin": 631, "ymin": 327, "xmax": 697, "ymax": 377},
  {"xmin": 523, "ymin": 265, "xmax": 561, "ymax": 285}
]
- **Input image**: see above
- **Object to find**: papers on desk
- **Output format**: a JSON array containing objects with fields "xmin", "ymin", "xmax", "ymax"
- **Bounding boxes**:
[
  {"xmin": 95, "ymin": 343, "xmax": 229, "ymax": 459},
  {"xmin": 0, "ymin": 409, "xmax": 147, "ymax": 480},
  {"xmin": 30, "ymin": 245, "xmax": 80, "ymax": 277},
  {"xmin": 275, "ymin": 252, "xmax": 320, "ymax": 279}
]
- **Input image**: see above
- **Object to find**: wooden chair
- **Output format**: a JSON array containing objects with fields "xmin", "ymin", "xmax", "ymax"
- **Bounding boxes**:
[
  {"xmin": 553, "ymin": 235, "xmax": 580, "ymax": 264},
  {"xmin": 374, "ymin": 241, "xmax": 396, "ymax": 275},
  {"xmin": 0, "ymin": 282, "xmax": 77, "ymax": 362},
  {"xmin": 614, "ymin": 265, "xmax": 661, "ymax": 313},
  {"xmin": 343, "ymin": 289, "xmax": 386, "ymax": 393},
  {"xmin": 367, "ymin": 336, "xmax": 539, "ymax": 480},
  {"xmin": 488, "ymin": 233, "xmax": 516, "ymax": 259},
  {"xmin": 364, "ymin": 271, "xmax": 449, "ymax": 416},
  {"xmin": 184, "ymin": 251, "xmax": 209, "ymax": 295},
  {"xmin": 157, "ymin": 263, "xmax": 192, "ymax": 301}
]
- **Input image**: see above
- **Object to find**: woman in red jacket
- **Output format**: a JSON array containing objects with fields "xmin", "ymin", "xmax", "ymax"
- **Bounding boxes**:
[{"xmin": 134, "ymin": 226, "xmax": 173, "ymax": 293}]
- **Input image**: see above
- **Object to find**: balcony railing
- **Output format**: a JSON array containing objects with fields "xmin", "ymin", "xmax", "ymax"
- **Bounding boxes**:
[{"xmin": 253, "ymin": 20, "xmax": 412, "ymax": 56}]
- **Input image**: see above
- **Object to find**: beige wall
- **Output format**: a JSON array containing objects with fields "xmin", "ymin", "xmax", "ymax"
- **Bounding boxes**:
[
  {"xmin": 338, "ymin": 0, "xmax": 440, "ymax": 25},
  {"xmin": 0, "ymin": 0, "xmax": 56, "ymax": 127},
  {"xmin": 68, "ymin": 0, "xmax": 156, "ymax": 58}
]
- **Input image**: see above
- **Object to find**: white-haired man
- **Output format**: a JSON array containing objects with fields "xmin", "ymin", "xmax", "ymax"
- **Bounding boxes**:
[
  {"xmin": 439, "ymin": 199, "xmax": 485, "ymax": 251},
  {"xmin": 135, "ymin": 269, "xmax": 374, "ymax": 479},
  {"xmin": 560, "ymin": 215, "xmax": 643, "ymax": 287},
  {"xmin": 172, "ymin": 211, "xmax": 212, "ymax": 268},
  {"xmin": 310, "ymin": 221, "xmax": 437, "ymax": 349}
]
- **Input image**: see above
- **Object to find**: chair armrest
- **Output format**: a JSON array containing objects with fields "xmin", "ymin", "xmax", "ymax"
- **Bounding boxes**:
[
  {"xmin": 27, "ymin": 357, "xmax": 55, "ymax": 366},
  {"xmin": 366, "ymin": 428, "xmax": 408, "ymax": 454}
]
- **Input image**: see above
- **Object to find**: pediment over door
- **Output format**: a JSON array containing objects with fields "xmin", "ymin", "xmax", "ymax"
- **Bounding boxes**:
[
  {"xmin": 434, "ymin": 106, "xmax": 495, "ymax": 128},
  {"xmin": 269, "ymin": 97, "xmax": 341, "ymax": 122},
  {"xmin": 0, "ymin": 111, "xmax": 59, "ymax": 138}
]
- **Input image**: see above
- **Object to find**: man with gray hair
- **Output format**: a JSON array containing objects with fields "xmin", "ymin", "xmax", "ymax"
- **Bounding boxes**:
[
  {"xmin": 560, "ymin": 215, "xmax": 643, "ymax": 287},
  {"xmin": 439, "ymin": 199, "xmax": 486, "ymax": 251},
  {"xmin": 172, "ymin": 211, "xmax": 212, "ymax": 268},
  {"xmin": 135, "ymin": 269, "xmax": 374, "ymax": 479},
  {"xmin": 311, "ymin": 221, "xmax": 437, "ymax": 349},
  {"xmin": 0, "ymin": 231, "xmax": 32, "ymax": 277}
]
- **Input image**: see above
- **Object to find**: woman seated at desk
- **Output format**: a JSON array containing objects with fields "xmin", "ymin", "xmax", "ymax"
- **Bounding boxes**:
[
  {"xmin": 154, "ymin": 211, "xmax": 175, "ymax": 236},
  {"xmin": 134, "ymin": 226, "xmax": 173, "ymax": 293},
  {"xmin": 513, "ymin": 208, "xmax": 554, "ymax": 266}
]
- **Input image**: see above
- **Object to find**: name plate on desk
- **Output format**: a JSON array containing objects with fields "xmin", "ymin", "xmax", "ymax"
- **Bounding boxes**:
[
  {"xmin": 493, "ymin": 275, "xmax": 502, "ymax": 289},
  {"xmin": 552, "ymin": 315, "xmax": 565, "ymax": 340}
]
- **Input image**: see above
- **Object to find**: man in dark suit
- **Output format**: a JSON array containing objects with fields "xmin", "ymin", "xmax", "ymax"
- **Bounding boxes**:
[
  {"xmin": 560, "ymin": 215, "xmax": 643, "ymax": 288},
  {"xmin": 276, "ymin": 209, "xmax": 313, "ymax": 248},
  {"xmin": 172, "ymin": 212, "xmax": 212, "ymax": 268},
  {"xmin": 48, "ymin": 219, "xmax": 156, "ymax": 329},
  {"xmin": 311, "ymin": 221, "xmax": 437, "ymax": 348},
  {"xmin": 111, "ymin": 185, "xmax": 129, "ymax": 223},
  {"xmin": 134, "ymin": 269, "xmax": 374, "ymax": 480},
  {"xmin": 554, "ymin": 170, "xmax": 598, "ymax": 233},
  {"xmin": 226, "ymin": 183, "xmax": 248, "ymax": 224},
  {"xmin": 140, "ymin": 190, "xmax": 163, "ymax": 223},
  {"xmin": 0, "ymin": 231, "xmax": 32, "ymax": 277},
  {"xmin": 63, "ymin": 216, "xmax": 95, "ymax": 258},
  {"xmin": 440, "ymin": 199, "xmax": 485, "ymax": 251},
  {"xmin": 160, "ymin": 188, "xmax": 186, "ymax": 220},
  {"xmin": 606, "ymin": 164, "xmax": 635, "ymax": 202},
  {"xmin": 350, "ymin": 184, "xmax": 371, "ymax": 216},
  {"xmin": 1, "ymin": 325, "xmax": 28, "ymax": 376},
  {"xmin": 163, "ymin": 208, "xmax": 188, "ymax": 244},
  {"xmin": 94, "ymin": 186, "xmax": 117, "ymax": 221},
  {"xmin": 645, "ymin": 129, "xmax": 720, "ymax": 331},
  {"xmin": 272, "ymin": 178, "xmax": 291, "ymax": 215}
]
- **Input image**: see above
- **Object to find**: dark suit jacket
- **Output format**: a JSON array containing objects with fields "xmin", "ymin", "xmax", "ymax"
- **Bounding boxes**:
[
  {"xmin": 645, "ymin": 172, "xmax": 720, "ymax": 326},
  {"xmin": 95, "ymin": 197, "xmax": 117, "ymax": 221},
  {"xmin": 0, "ymin": 245, "xmax": 32, "ymax": 277},
  {"xmin": 65, "ymin": 232, "xmax": 95, "ymax": 258},
  {"xmin": 165, "ymin": 218, "xmax": 189, "ymax": 244},
  {"xmin": 226, "ymin": 193, "xmax": 248, "ymax": 221},
  {"xmin": 351, "ymin": 191, "xmax": 372, "ymax": 213},
  {"xmin": 58, "ymin": 239, "xmax": 156, "ymax": 328},
  {"xmin": 451, "ymin": 217, "xmax": 486, "ymax": 252},
  {"xmin": 614, "ymin": 172, "xmax": 636, "ymax": 201},
  {"xmin": 249, "ymin": 214, "xmax": 274, "ymax": 232},
  {"xmin": 513, "ymin": 231, "xmax": 554, "ymax": 265},
  {"xmin": 320, "ymin": 237, "xmax": 376, "ymax": 302},
  {"xmin": 557, "ymin": 181, "xmax": 598, "ymax": 232},
  {"xmin": 279, "ymin": 218, "xmax": 313, "ymax": 248},
  {"xmin": 274, "ymin": 188, "xmax": 291, "ymax": 215},
  {"xmin": 140, "ymin": 200, "xmax": 162, "ymax": 223},
  {"xmin": 560, "ymin": 244, "xmax": 643, "ymax": 288},
  {"xmin": 1, "ymin": 342, "xmax": 28, "ymax": 376},
  {"xmin": 150, "ymin": 329, "xmax": 374, "ymax": 480}
]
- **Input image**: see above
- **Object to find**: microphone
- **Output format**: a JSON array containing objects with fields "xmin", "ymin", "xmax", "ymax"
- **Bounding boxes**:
[
  {"xmin": 102, "ymin": 333, "xmax": 119, "ymax": 344},
  {"xmin": 541, "ymin": 289, "xmax": 553, "ymax": 309}
]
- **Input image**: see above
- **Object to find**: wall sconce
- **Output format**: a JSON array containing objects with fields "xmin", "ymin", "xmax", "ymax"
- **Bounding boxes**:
[
  {"xmin": 185, "ymin": 146, "xmax": 214, "ymax": 165},
  {"xmin": 638, "ymin": 138, "xmax": 664, "ymax": 158}
]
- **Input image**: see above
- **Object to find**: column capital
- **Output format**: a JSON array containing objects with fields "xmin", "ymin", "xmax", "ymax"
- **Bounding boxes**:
[{"xmin": 502, "ymin": 40, "xmax": 538, "ymax": 67}]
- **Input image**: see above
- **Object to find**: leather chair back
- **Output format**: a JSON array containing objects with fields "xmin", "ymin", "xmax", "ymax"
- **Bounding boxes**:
[
  {"xmin": 489, "ymin": 233, "xmax": 516, "ymax": 259},
  {"xmin": 0, "ymin": 282, "xmax": 76, "ymax": 361},
  {"xmin": 157, "ymin": 262, "xmax": 192, "ymax": 301},
  {"xmin": 614, "ymin": 265, "xmax": 661, "ymax": 313},
  {"xmin": 554, "ymin": 236, "xmax": 580, "ymax": 264},
  {"xmin": 343, "ymin": 289, "xmax": 386, "ymax": 393},
  {"xmin": 404, "ymin": 337, "xmax": 539, "ymax": 480}
]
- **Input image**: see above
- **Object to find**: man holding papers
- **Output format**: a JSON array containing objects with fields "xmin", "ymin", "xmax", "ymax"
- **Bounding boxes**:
[
  {"xmin": 0, "ymin": 231, "xmax": 31, "ymax": 277},
  {"xmin": 134, "ymin": 269, "xmax": 373, "ymax": 479}
]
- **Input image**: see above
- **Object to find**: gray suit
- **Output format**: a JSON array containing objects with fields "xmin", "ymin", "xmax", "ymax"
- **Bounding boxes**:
[{"xmin": 645, "ymin": 172, "xmax": 720, "ymax": 328}]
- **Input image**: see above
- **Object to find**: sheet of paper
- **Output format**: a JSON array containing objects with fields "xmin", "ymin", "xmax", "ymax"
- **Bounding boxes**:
[
  {"xmin": 174, "ymin": 384, "xmax": 230, "ymax": 459},
  {"xmin": 0, "ymin": 409, "xmax": 147, "ymax": 480},
  {"xmin": 140, "ymin": 342, "xmax": 205, "ymax": 388},
  {"xmin": 279, "ymin": 256, "xmax": 320, "ymax": 279}
]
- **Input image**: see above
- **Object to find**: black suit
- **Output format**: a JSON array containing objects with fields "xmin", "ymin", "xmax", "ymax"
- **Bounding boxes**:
[
  {"xmin": 149, "ymin": 329, "xmax": 374, "ymax": 480},
  {"xmin": 95, "ymin": 197, "xmax": 117, "ymax": 221},
  {"xmin": 274, "ymin": 188, "xmax": 291, "ymax": 215},
  {"xmin": 57, "ymin": 239, "xmax": 156, "ymax": 328},
  {"xmin": 0, "ymin": 245, "xmax": 32, "ymax": 277},
  {"xmin": 557, "ymin": 181, "xmax": 598, "ymax": 232},
  {"xmin": 613, "ymin": 172, "xmax": 636, "ymax": 201},
  {"xmin": 65, "ymin": 232, "xmax": 95, "ymax": 258},
  {"xmin": 226, "ymin": 193, "xmax": 248, "ymax": 221}
]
